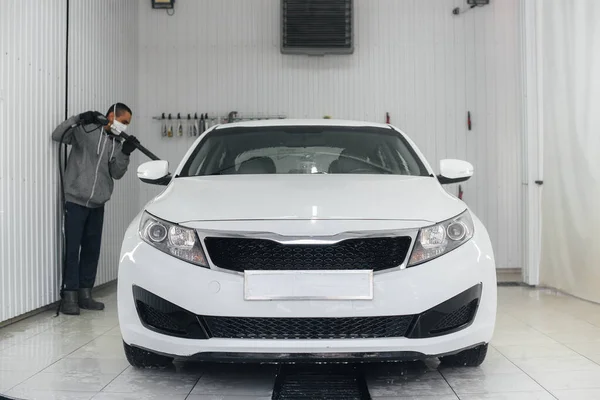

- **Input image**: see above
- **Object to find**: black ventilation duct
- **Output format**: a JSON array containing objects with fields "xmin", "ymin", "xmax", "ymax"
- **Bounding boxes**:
[{"xmin": 281, "ymin": 0, "xmax": 354, "ymax": 55}]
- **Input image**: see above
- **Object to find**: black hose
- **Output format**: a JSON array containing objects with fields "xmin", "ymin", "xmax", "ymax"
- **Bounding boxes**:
[{"xmin": 55, "ymin": 128, "xmax": 71, "ymax": 317}]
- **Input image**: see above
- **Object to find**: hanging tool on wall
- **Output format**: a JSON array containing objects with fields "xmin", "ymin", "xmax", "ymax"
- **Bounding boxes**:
[
  {"xmin": 452, "ymin": 0, "xmax": 489, "ymax": 16},
  {"xmin": 177, "ymin": 113, "xmax": 183, "ymax": 137},
  {"xmin": 458, "ymin": 184, "xmax": 464, "ymax": 200},
  {"xmin": 467, "ymin": 111, "xmax": 472, "ymax": 131},
  {"xmin": 385, "ymin": 112, "xmax": 390, "ymax": 124},
  {"xmin": 187, "ymin": 114, "xmax": 193, "ymax": 137},
  {"xmin": 167, "ymin": 113, "xmax": 173, "ymax": 137},
  {"xmin": 193, "ymin": 113, "xmax": 199, "ymax": 136},
  {"xmin": 199, "ymin": 113, "xmax": 205, "ymax": 133},
  {"xmin": 160, "ymin": 113, "xmax": 167, "ymax": 137},
  {"xmin": 204, "ymin": 113, "xmax": 209, "ymax": 129}
]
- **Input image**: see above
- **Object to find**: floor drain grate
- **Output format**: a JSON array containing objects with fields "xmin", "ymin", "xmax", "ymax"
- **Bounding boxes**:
[{"xmin": 272, "ymin": 365, "xmax": 371, "ymax": 400}]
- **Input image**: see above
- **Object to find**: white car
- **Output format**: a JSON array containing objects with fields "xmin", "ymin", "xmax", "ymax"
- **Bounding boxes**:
[{"xmin": 118, "ymin": 119, "xmax": 497, "ymax": 368}]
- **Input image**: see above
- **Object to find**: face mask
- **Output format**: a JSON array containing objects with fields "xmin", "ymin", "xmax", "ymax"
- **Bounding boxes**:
[{"xmin": 111, "ymin": 119, "xmax": 128, "ymax": 135}]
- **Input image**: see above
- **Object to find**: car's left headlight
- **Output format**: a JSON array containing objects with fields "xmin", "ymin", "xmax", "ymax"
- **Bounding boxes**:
[
  {"xmin": 408, "ymin": 210, "xmax": 474, "ymax": 267},
  {"xmin": 139, "ymin": 211, "xmax": 209, "ymax": 267}
]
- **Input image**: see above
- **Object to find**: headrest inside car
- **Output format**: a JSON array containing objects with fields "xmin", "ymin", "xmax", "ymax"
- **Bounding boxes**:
[{"xmin": 237, "ymin": 156, "xmax": 277, "ymax": 174}]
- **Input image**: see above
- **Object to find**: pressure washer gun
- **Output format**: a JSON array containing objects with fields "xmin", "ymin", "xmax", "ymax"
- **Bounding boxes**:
[{"xmin": 107, "ymin": 118, "xmax": 161, "ymax": 161}]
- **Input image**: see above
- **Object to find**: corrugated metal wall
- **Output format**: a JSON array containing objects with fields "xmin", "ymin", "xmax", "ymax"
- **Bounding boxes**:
[
  {"xmin": 137, "ymin": 0, "xmax": 524, "ymax": 270},
  {"xmin": 0, "ymin": 0, "xmax": 67, "ymax": 323},
  {"xmin": 0, "ymin": 0, "xmax": 139, "ymax": 324},
  {"xmin": 68, "ymin": 0, "xmax": 140, "ymax": 288}
]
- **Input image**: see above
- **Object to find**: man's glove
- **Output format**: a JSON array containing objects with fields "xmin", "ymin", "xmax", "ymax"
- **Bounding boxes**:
[
  {"xmin": 78, "ymin": 111, "xmax": 105, "ymax": 125},
  {"xmin": 78, "ymin": 111, "xmax": 96, "ymax": 125},
  {"xmin": 122, "ymin": 135, "xmax": 140, "ymax": 156}
]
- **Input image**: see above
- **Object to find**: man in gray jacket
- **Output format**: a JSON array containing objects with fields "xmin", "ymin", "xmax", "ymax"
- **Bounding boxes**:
[{"xmin": 52, "ymin": 103, "xmax": 139, "ymax": 315}]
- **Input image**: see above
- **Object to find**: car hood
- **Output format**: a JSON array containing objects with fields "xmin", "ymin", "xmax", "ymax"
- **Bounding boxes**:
[{"xmin": 144, "ymin": 175, "xmax": 466, "ymax": 224}]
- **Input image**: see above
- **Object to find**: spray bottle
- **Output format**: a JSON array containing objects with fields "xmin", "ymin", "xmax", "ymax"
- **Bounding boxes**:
[
  {"xmin": 177, "ymin": 113, "xmax": 183, "ymax": 137},
  {"xmin": 194, "ymin": 113, "xmax": 199, "ymax": 136},
  {"xmin": 161, "ymin": 113, "xmax": 167, "ymax": 137},
  {"xmin": 167, "ymin": 113, "xmax": 173, "ymax": 137}
]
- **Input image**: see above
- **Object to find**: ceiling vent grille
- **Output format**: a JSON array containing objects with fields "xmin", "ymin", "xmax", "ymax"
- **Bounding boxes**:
[{"xmin": 281, "ymin": 0, "xmax": 354, "ymax": 55}]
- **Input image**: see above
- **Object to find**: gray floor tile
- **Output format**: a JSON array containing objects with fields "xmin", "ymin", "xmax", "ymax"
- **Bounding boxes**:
[
  {"xmin": 458, "ymin": 392, "xmax": 556, "ymax": 399},
  {"xmin": 584, "ymin": 352, "xmax": 600, "ymax": 365},
  {"xmin": 66, "ymin": 336, "xmax": 126, "ymax": 360},
  {"xmin": 563, "ymin": 341, "xmax": 600, "ymax": 356},
  {"xmin": 102, "ymin": 327, "xmax": 122, "ymax": 337},
  {"xmin": 102, "ymin": 372, "xmax": 199, "ymax": 394},
  {"xmin": 0, "ymin": 353, "xmax": 63, "ymax": 372},
  {"xmin": 35, "ymin": 323, "xmax": 113, "ymax": 337},
  {"xmin": 494, "ymin": 343, "xmax": 580, "ymax": 360},
  {"xmin": 0, "ymin": 370, "xmax": 38, "ymax": 392},
  {"xmin": 190, "ymin": 374, "xmax": 275, "ymax": 396},
  {"xmin": 4, "ymin": 387, "xmax": 96, "ymax": 400},
  {"xmin": 445, "ymin": 372, "xmax": 544, "ymax": 395},
  {"xmin": 490, "ymin": 331, "xmax": 558, "ymax": 347},
  {"xmin": 551, "ymin": 388, "xmax": 600, "ymax": 400},
  {"xmin": 42, "ymin": 358, "xmax": 130, "ymax": 375},
  {"xmin": 371, "ymin": 396, "xmax": 458, "ymax": 400},
  {"xmin": 510, "ymin": 355, "xmax": 600, "ymax": 373},
  {"xmin": 186, "ymin": 396, "xmax": 272, "ymax": 400},
  {"xmin": 13, "ymin": 371, "xmax": 119, "ymax": 392},
  {"xmin": 544, "ymin": 328, "xmax": 600, "ymax": 344},
  {"xmin": 526, "ymin": 369, "xmax": 600, "ymax": 391},
  {"xmin": 367, "ymin": 377, "xmax": 455, "ymax": 397},
  {"xmin": 92, "ymin": 393, "xmax": 187, "ymax": 400}
]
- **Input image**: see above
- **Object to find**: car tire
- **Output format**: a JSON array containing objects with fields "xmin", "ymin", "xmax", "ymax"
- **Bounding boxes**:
[
  {"xmin": 439, "ymin": 343, "xmax": 488, "ymax": 367},
  {"xmin": 123, "ymin": 341, "xmax": 173, "ymax": 368}
]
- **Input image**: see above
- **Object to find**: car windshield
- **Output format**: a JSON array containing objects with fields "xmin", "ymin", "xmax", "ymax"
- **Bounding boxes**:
[{"xmin": 178, "ymin": 125, "xmax": 430, "ymax": 177}]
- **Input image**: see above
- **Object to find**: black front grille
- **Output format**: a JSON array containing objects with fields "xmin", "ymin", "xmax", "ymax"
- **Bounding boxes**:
[
  {"xmin": 431, "ymin": 299, "xmax": 479, "ymax": 333},
  {"xmin": 201, "ymin": 315, "xmax": 414, "ymax": 339},
  {"xmin": 203, "ymin": 236, "xmax": 412, "ymax": 272}
]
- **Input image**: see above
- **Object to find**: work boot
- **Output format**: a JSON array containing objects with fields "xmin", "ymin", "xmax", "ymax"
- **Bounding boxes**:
[
  {"xmin": 60, "ymin": 291, "xmax": 80, "ymax": 315},
  {"xmin": 78, "ymin": 288, "xmax": 105, "ymax": 310}
]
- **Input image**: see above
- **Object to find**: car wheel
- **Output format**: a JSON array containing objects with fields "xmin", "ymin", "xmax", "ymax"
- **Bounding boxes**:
[
  {"xmin": 123, "ymin": 341, "xmax": 173, "ymax": 368},
  {"xmin": 439, "ymin": 343, "xmax": 488, "ymax": 367}
]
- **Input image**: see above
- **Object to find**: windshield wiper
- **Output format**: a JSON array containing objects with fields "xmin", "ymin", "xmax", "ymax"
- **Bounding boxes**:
[{"xmin": 207, "ymin": 164, "xmax": 240, "ymax": 175}]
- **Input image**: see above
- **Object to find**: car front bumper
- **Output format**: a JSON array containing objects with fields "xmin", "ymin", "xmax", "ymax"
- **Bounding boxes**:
[{"xmin": 117, "ymin": 217, "xmax": 497, "ymax": 362}]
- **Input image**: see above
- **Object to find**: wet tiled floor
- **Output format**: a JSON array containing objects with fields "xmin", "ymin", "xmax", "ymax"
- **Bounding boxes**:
[{"xmin": 2, "ymin": 285, "xmax": 600, "ymax": 399}]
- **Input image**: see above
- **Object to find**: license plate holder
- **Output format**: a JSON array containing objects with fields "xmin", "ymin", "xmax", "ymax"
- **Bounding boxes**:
[{"xmin": 244, "ymin": 270, "xmax": 374, "ymax": 300}]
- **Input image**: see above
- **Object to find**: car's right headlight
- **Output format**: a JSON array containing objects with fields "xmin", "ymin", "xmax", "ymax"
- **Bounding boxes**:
[
  {"xmin": 138, "ymin": 211, "xmax": 209, "ymax": 268},
  {"xmin": 407, "ymin": 210, "xmax": 474, "ymax": 267}
]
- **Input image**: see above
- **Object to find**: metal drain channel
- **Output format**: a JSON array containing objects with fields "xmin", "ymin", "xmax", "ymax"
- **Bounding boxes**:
[{"xmin": 272, "ymin": 364, "xmax": 371, "ymax": 400}]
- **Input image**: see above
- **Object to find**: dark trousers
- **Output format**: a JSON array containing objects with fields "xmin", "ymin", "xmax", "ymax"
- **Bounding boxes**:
[{"xmin": 64, "ymin": 202, "xmax": 105, "ymax": 291}]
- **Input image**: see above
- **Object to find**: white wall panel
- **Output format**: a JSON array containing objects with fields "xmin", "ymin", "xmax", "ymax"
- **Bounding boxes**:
[
  {"xmin": 68, "ymin": 0, "xmax": 140, "ymax": 288},
  {"xmin": 1, "ymin": 0, "xmax": 67, "ymax": 322},
  {"xmin": 137, "ymin": 0, "xmax": 524, "ymax": 270},
  {"xmin": 0, "ymin": 0, "xmax": 139, "ymax": 324}
]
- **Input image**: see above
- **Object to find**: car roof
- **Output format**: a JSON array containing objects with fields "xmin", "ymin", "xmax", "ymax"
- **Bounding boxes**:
[{"xmin": 213, "ymin": 118, "xmax": 394, "ymax": 130}]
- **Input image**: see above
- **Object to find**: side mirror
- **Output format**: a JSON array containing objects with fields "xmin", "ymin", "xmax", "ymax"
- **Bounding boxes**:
[
  {"xmin": 137, "ymin": 160, "xmax": 171, "ymax": 186},
  {"xmin": 438, "ymin": 159, "xmax": 473, "ymax": 184}
]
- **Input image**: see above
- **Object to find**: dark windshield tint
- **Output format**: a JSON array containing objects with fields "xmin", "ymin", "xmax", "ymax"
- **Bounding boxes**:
[{"xmin": 179, "ymin": 126, "xmax": 430, "ymax": 177}]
